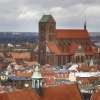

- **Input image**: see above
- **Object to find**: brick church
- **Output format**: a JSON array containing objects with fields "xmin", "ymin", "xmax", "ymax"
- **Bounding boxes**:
[{"xmin": 34, "ymin": 15, "xmax": 100, "ymax": 66}]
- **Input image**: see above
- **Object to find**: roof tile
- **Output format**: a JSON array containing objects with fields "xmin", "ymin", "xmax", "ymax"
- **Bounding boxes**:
[{"xmin": 56, "ymin": 29, "xmax": 89, "ymax": 39}]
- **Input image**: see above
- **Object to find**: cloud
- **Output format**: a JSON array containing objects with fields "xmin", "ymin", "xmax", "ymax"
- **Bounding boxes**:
[
  {"xmin": 86, "ymin": 6, "xmax": 100, "ymax": 16},
  {"xmin": 0, "ymin": 0, "xmax": 100, "ymax": 32}
]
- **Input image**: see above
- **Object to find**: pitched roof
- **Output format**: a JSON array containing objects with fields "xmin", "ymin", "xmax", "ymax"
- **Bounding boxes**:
[
  {"xmin": 0, "ymin": 90, "xmax": 39, "ymax": 100},
  {"xmin": 56, "ymin": 29, "xmax": 90, "ymax": 39},
  {"xmin": 48, "ymin": 43, "xmax": 83, "ymax": 55},
  {"xmin": 90, "ymin": 91, "xmax": 100, "ymax": 100},
  {"xmin": 77, "ymin": 64, "xmax": 91, "ymax": 72},
  {"xmin": 68, "ymin": 43, "xmax": 79, "ymax": 54},
  {"xmin": 15, "ymin": 71, "xmax": 32, "ymax": 78},
  {"xmin": 0, "ymin": 63, "xmax": 7, "ymax": 69},
  {"xmin": 48, "ymin": 43, "xmax": 61, "ymax": 54},
  {"xmin": 0, "ymin": 84, "xmax": 82, "ymax": 100},
  {"xmin": 85, "ymin": 46, "xmax": 98, "ymax": 55},
  {"xmin": 77, "ymin": 77, "xmax": 100, "ymax": 84},
  {"xmin": 11, "ymin": 52, "xmax": 31, "ymax": 60},
  {"xmin": 41, "ymin": 84, "xmax": 82, "ymax": 100}
]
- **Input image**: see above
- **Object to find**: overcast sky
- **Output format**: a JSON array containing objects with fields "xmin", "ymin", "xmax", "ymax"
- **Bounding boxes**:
[{"xmin": 0, "ymin": 0, "xmax": 100, "ymax": 32}]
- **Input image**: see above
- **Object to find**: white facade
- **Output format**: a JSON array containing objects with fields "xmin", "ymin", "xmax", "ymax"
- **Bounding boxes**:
[{"xmin": 31, "ymin": 64, "xmax": 43, "ymax": 89}]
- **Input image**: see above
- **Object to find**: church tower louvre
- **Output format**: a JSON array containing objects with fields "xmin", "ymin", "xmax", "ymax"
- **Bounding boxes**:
[{"xmin": 38, "ymin": 15, "xmax": 56, "ymax": 65}]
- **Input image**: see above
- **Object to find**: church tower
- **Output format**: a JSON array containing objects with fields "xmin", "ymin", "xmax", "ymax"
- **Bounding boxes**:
[
  {"xmin": 38, "ymin": 15, "xmax": 56, "ymax": 65},
  {"xmin": 32, "ymin": 64, "xmax": 43, "ymax": 96}
]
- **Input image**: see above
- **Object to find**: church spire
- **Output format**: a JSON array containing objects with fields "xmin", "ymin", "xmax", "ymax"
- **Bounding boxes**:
[{"xmin": 84, "ymin": 19, "xmax": 87, "ymax": 30}]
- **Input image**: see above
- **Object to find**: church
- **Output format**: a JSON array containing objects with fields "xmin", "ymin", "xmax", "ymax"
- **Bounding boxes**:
[{"xmin": 35, "ymin": 15, "xmax": 100, "ymax": 66}]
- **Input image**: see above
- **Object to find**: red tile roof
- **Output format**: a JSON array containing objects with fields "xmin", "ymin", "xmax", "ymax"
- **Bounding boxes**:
[
  {"xmin": 77, "ymin": 64, "xmax": 91, "ymax": 72},
  {"xmin": 41, "ymin": 84, "xmax": 82, "ymax": 100},
  {"xmin": 85, "ymin": 46, "xmax": 98, "ymax": 55},
  {"xmin": 78, "ymin": 66, "xmax": 99, "ymax": 72},
  {"xmin": 11, "ymin": 52, "xmax": 31, "ymax": 60},
  {"xmin": 77, "ymin": 77, "xmax": 100, "ymax": 85},
  {"xmin": 90, "ymin": 91, "xmax": 100, "ymax": 100},
  {"xmin": 48, "ymin": 43, "xmax": 76, "ymax": 55},
  {"xmin": 56, "ymin": 29, "xmax": 90, "ymax": 39},
  {"xmin": 15, "ymin": 71, "xmax": 32, "ymax": 78},
  {"xmin": 0, "ymin": 84, "xmax": 82, "ymax": 100},
  {"xmin": 0, "ymin": 90, "xmax": 39, "ymax": 100},
  {"xmin": 68, "ymin": 43, "xmax": 79, "ymax": 54},
  {"xmin": 0, "ymin": 63, "xmax": 7, "ymax": 69},
  {"xmin": 48, "ymin": 43, "xmax": 61, "ymax": 54}
]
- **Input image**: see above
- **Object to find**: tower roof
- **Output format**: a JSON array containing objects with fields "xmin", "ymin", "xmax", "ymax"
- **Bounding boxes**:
[{"xmin": 39, "ymin": 15, "xmax": 55, "ymax": 23}]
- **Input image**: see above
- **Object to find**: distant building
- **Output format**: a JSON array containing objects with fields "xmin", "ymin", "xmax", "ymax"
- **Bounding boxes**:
[
  {"xmin": 11, "ymin": 52, "xmax": 31, "ymax": 61},
  {"xmin": 35, "ymin": 15, "xmax": 100, "ymax": 66}
]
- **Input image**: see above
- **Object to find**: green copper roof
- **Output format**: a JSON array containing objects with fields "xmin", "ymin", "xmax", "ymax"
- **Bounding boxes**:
[{"xmin": 39, "ymin": 15, "xmax": 55, "ymax": 22}]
